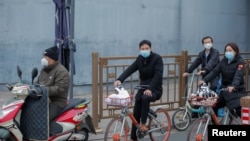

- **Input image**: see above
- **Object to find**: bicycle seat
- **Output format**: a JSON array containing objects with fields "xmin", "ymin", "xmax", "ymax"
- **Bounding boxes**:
[{"xmin": 148, "ymin": 109, "xmax": 157, "ymax": 118}]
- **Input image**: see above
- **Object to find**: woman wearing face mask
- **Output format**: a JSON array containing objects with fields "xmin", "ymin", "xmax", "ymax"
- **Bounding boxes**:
[
  {"xmin": 198, "ymin": 42, "xmax": 245, "ymax": 117},
  {"xmin": 114, "ymin": 40, "xmax": 163, "ymax": 141}
]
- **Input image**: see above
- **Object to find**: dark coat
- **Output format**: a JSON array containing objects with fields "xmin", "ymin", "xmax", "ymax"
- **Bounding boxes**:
[
  {"xmin": 203, "ymin": 55, "xmax": 245, "ymax": 109},
  {"xmin": 187, "ymin": 47, "xmax": 220, "ymax": 77},
  {"xmin": 117, "ymin": 51, "xmax": 163, "ymax": 99}
]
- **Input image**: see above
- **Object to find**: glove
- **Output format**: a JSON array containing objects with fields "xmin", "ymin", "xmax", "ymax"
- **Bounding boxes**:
[{"xmin": 28, "ymin": 85, "xmax": 43, "ymax": 98}]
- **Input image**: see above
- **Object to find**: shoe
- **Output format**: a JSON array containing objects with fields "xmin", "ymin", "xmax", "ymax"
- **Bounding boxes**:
[{"xmin": 140, "ymin": 124, "xmax": 148, "ymax": 132}]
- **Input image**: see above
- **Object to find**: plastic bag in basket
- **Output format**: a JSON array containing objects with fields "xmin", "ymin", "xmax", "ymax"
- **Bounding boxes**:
[
  {"xmin": 190, "ymin": 84, "xmax": 218, "ymax": 99},
  {"xmin": 105, "ymin": 87, "xmax": 131, "ymax": 106},
  {"xmin": 189, "ymin": 84, "xmax": 219, "ymax": 106}
]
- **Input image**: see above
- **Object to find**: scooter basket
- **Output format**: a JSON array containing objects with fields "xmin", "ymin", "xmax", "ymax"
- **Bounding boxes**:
[{"xmin": 105, "ymin": 95, "xmax": 133, "ymax": 107}]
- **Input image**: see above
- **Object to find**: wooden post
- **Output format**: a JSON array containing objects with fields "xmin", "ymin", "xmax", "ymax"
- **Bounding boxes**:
[
  {"xmin": 92, "ymin": 52, "xmax": 102, "ymax": 132},
  {"xmin": 179, "ymin": 50, "xmax": 188, "ymax": 107}
]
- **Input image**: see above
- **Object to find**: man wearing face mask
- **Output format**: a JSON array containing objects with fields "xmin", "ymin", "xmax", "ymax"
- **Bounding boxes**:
[
  {"xmin": 183, "ymin": 36, "xmax": 220, "ymax": 92},
  {"xmin": 38, "ymin": 46, "xmax": 69, "ymax": 124},
  {"xmin": 183, "ymin": 36, "xmax": 220, "ymax": 118},
  {"xmin": 114, "ymin": 40, "xmax": 163, "ymax": 141}
]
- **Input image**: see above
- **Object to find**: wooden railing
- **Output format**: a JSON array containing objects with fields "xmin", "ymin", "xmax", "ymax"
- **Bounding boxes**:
[{"xmin": 91, "ymin": 51, "xmax": 250, "ymax": 129}]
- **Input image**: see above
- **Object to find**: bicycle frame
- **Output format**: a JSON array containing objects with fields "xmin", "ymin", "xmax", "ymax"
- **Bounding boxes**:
[
  {"xmin": 118, "ymin": 106, "xmax": 167, "ymax": 135},
  {"xmin": 104, "ymin": 85, "xmax": 171, "ymax": 141},
  {"xmin": 184, "ymin": 73, "xmax": 204, "ymax": 115},
  {"xmin": 188, "ymin": 105, "xmax": 242, "ymax": 141},
  {"xmin": 188, "ymin": 87, "xmax": 243, "ymax": 141},
  {"xmin": 172, "ymin": 73, "xmax": 205, "ymax": 131}
]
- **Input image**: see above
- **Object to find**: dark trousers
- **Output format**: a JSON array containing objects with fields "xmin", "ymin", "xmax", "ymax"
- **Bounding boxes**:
[
  {"xmin": 49, "ymin": 103, "xmax": 63, "ymax": 122},
  {"xmin": 131, "ymin": 92, "xmax": 157, "ymax": 140},
  {"xmin": 213, "ymin": 90, "xmax": 243, "ymax": 117}
]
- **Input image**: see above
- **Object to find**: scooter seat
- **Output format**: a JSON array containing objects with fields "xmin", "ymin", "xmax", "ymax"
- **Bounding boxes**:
[
  {"xmin": 60, "ymin": 98, "xmax": 87, "ymax": 114},
  {"xmin": 50, "ymin": 98, "xmax": 87, "ymax": 136}
]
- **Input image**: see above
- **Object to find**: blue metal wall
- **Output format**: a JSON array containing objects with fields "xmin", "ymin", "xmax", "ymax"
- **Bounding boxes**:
[{"xmin": 0, "ymin": 0, "xmax": 249, "ymax": 87}]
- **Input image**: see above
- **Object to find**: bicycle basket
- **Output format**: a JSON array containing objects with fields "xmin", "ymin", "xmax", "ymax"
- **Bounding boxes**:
[
  {"xmin": 190, "ymin": 96, "xmax": 218, "ymax": 107},
  {"xmin": 105, "ymin": 94, "xmax": 133, "ymax": 107},
  {"xmin": 189, "ymin": 84, "xmax": 218, "ymax": 107}
]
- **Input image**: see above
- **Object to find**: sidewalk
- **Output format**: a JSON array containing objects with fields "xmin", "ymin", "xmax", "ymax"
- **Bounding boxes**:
[
  {"xmin": 88, "ymin": 116, "xmax": 188, "ymax": 141},
  {"xmin": 86, "ymin": 103, "xmax": 186, "ymax": 141}
]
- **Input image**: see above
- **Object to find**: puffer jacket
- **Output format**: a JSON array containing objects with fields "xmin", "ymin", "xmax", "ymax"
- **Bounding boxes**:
[
  {"xmin": 203, "ymin": 55, "xmax": 245, "ymax": 90},
  {"xmin": 37, "ymin": 61, "xmax": 69, "ymax": 108},
  {"xmin": 203, "ymin": 55, "xmax": 245, "ymax": 109}
]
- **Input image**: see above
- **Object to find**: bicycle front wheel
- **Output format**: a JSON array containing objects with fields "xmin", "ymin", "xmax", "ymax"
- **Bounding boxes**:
[
  {"xmin": 172, "ymin": 108, "xmax": 191, "ymax": 131},
  {"xmin": 187, "ymin": 117, "xmax": 210, "ymax": 141},
  {"xmin": 148, "ymin": 108, "xmax": 171, "ymax": 141},
  {"xmin": 104, "ymin": 116, "xmax": 130, "ymax": 141}
]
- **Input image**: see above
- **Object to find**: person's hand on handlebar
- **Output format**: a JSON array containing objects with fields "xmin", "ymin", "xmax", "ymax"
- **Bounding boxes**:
[
  {"xmin": 197, "ymin": 70, "xmax": 205, "ymax": 75},
  {"xmin": 227, "ymin": 86, "xmax": 235, "ymax": 93},
  {"xmin": 198, "ymin": 80, "xmax": 205, "ymax": 86},
  {"xmin": 182, "ymin": 72, "xmax": 189, "ymax": 77},
  {"xmin": 114, "ymin": 80, "xmax": 121, "ymax": 88}
]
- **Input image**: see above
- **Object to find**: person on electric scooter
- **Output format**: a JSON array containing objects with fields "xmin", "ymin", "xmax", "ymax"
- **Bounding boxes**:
[{"xmin": 36, "ymin": 46, "xmax": 70, "ymax": 123}]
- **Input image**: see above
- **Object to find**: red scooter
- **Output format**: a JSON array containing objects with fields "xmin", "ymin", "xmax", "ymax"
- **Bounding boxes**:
[{"xmin": 0, "ymin": 66, "xmax": 96, "ymax": 141}]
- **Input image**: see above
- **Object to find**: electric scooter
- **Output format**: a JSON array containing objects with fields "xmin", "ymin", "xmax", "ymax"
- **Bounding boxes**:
[{"xmin": 0, "ymin": 66, "xmax": 96, "ymax": 141}]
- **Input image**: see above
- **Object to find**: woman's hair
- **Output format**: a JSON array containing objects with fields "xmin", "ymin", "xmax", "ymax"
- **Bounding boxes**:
[{"xmin": 224, "ymin": 42, "xmax": 240, "ymax": 56}]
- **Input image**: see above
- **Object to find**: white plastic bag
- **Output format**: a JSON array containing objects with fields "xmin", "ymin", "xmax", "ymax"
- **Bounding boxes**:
[{"xmin": 105, "ymin": 87, "xmax": 131, "ymax": 106}]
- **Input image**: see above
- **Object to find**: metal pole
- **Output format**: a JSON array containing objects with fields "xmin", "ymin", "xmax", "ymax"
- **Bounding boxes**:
[{"xmin": 66, "ymin": 0, "xmax": 75, "ymax": 99}]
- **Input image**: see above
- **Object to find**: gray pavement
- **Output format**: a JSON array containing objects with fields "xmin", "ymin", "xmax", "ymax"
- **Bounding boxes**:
[
  {"xmin": 88, "ymin": 110, "xmax": 190, "ymax": 141},
  {"xmin": 0, "ymin": 85, "xmax": 189, "ymax": 141}
]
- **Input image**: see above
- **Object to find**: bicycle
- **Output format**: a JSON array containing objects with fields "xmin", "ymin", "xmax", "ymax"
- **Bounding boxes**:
[
  {"xmin": 104, "ymin": 85, "xmax": 171, "ymax": 141},
  {"xmin": 172, "ymin": 73, "xmax": 205, "ymax": 131},
  {"xmin": 187, "ymin": 86, "xmax": 242, "ymax": 141}
]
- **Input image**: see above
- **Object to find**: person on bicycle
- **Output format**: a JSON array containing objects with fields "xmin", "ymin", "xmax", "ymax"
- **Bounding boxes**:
[
  {"xmin": 183, "ymin": 36, "xmax": 220, "ymax": 118},
  {"xmin": 183, "ymin": 36, "xmax": 220, "ymax": 92},
  {"xmin": 114, "ymin": 39, "xmax": 163, "ymax": 141},
  {"xmin": 198, "ymin": 42, "xmax": 245, "ymax": 117}
]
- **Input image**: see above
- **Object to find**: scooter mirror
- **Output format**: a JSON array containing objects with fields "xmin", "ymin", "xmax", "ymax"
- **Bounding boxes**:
[
  {"xmin": 17, "ymin": 65, "xmax": 22, "ymax": 81},
  {"xmin": 31, "ymin": 68, "xmax": 38, "ymax": 84}
]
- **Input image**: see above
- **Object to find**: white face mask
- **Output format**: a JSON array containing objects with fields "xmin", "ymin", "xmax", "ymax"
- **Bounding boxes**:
[
  {"xmin": 41, "ymin": 58, "xmax": 48, "ymax": 67},
  {"xmin": 204, "ymin": 43, "xmax": 213, "ymax": 49}
]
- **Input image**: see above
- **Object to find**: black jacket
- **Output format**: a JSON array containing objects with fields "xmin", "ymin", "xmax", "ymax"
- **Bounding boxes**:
[
  {"xmin": 117, "ymin": 51, "xmax": 163, "ymax": 99},
  {"xmin": 203, "ymin": 55, "xmax": 245, "ymax": 91},
  {"xmin": 187, "ymin": 47, "xmax": 220, "ymax": 77}
]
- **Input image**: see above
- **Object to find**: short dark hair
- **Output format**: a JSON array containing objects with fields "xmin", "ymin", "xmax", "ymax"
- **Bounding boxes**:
[
  {"xmin": 224, "ymin": 42, "xmax": 240, "ymax": 56},
  {"xmin": 139, "ymin": 40, "xmax": 151, "ymax": 48},
  {"xmin": 201, "ymin": 36, "xmax": 213, "ymax": 44}
]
